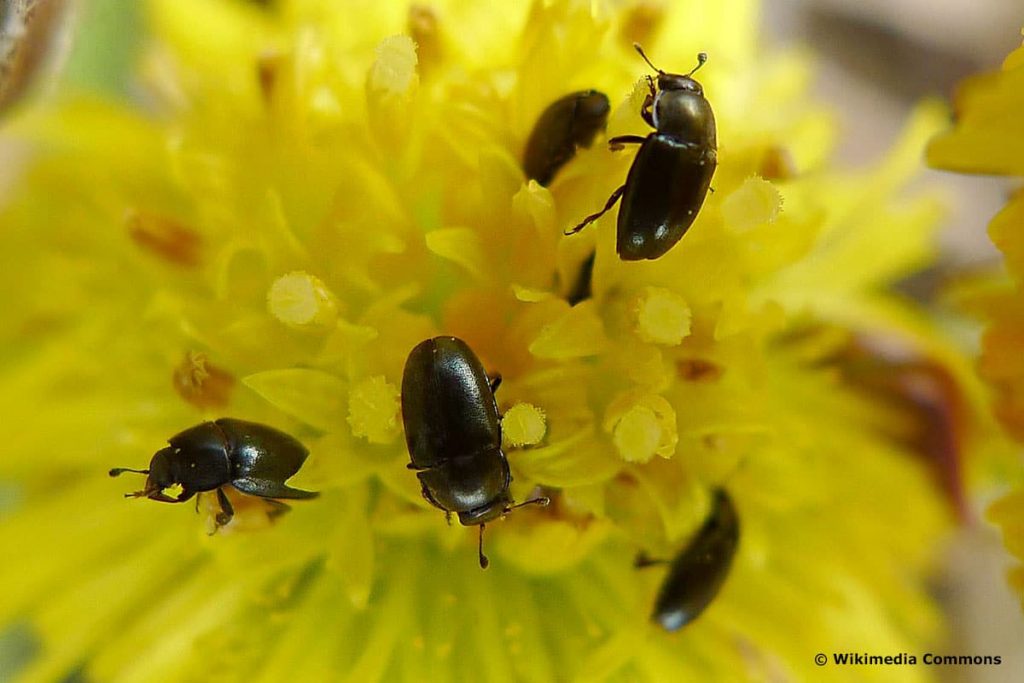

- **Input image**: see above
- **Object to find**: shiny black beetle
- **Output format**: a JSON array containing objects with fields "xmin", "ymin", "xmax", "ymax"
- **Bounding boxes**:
[
  {"xmin": 402, "ymin": 336, "xmax": 548, "ymax": 568},
  {"xmin": 523, "ymin": 90, "xmax": 610, "ymax": 186},
  {"xmin": 568, "ymin": 45, "xmax": 717, "ymax": 261},
  {"xmin": 110, "ymin": 418, "xmax": 318, "ymax": 528},
  {"xmin": 637, "ymin": 488, "xmax": 739, "ymax": 631},
  {"xmin": 522, "ymin": 90, "xmax": 610, "ymax": 304}
]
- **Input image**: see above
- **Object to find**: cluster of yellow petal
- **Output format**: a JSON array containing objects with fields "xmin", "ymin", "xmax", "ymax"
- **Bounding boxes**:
[
  {"xmin": 0, "ymin": 0, "xmax": 993, "ymax": 680},
  {"xmin": 928, "ymin": 33, "xmax": 1024, "ymax": 606}
]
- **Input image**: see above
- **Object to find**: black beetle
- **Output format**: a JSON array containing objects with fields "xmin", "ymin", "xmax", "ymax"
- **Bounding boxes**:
[
  {"xmin": 636, "ymin": 488, "xmax": 739, "ymax": 631},
  {"xmin": 567, "ymin": 45, "xmax": 716, "ymax": 261},
  {"xmin": 523, "ymin": 90, "xmax": 610, "ymax": 187},
  {"xmin": 402, "ymin": 336, "xmax": 548, "ymax": 568},
  {"xmin": 110, "ymin": 418, "xmax": 318, "ymax": 529},
  {"xmin": 522, "ymin": 91, "xmax": 609, "ymax": 304}
]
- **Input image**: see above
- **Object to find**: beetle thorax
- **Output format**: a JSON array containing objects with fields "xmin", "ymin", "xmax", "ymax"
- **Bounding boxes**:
[
  {"xmin": 653, "ymin": 88, "xmax": 716, "ymax": 147},
  {"xmin": 161, "ymin": 441, "xmax": 232, "ymax": 493}
]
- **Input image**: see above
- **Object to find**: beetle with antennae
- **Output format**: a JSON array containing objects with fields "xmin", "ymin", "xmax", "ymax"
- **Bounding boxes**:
[
  {"xmin": 401, "ymin": 336, "xmax": 550, "ymax": 569},
  {"xmin": 635, "ymin": 488, "xmax": 739, "ymax": 631},
  {"xmin": 567, "ymin": 44, "xmax": 716, "ymax": 261},
  {"xmin": 110, "ymin": 418, "xmax": 318, "ymax": 530}
]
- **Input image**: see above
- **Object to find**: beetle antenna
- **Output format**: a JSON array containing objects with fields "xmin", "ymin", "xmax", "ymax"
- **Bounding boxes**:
[
  {"xmin": 109, "ymin": 467, "xmax": 150, "ymax": 477},
  {"xmin": 633, "ymin": 43, "xmax": 662, "ymax": 74},
  {"xmin": 505, "ymin": 495, "xmax": 551, "ymax": 513},
  {"xmin": 478, "ymin": 524, "xmax": 490, "ymax": 569},
  {"xmin": 687, "ymin": 52, "xmax": 708, "ymax": 77}
]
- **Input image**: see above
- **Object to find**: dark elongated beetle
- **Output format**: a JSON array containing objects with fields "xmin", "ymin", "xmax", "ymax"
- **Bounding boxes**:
[
  {"xmin": 110, "ymin": 418, "xmax": 318, "ymax": 529},
  {"xmin": 402, "ymin": 336, "xmax": 548, "ymax": 568},
  {"xmin": 522, "ymin": 91, "xmax": 609, "ymax": 304},
  {"xmin": 567, "ymin": 45, "xmax": 717, "ymax": 261},
  {"xmin": 636, "ymin": 488, "xmax": 739, "ymax": 631},
  {"xmin": 523, "ymin": 90, "xmax": 610, "ymax": 186}
]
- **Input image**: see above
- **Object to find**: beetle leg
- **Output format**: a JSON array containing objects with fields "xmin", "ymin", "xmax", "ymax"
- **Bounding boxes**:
[
  {"xmin": 641, "ymin": 77, "xmax": 656, "ymax": 128},
  {"xmin": 215, "ymin": 488, "xmax": 234, "ymax": 528},
  {"xmin": 489, "ymin": 373, "xmax": 502, "ymax": 393},
  {"xmin": 644, "ymin": 74, "xmax": 657, "ymax": 98},
  {"xmin": 195, "ymin": 493, "xmax": 201, "ymax": 514},
  {"xmin": 608, "ymin": 134, "xmax": 647, "ymax": 151},
  {"xmin": 641, "ymin": 101, "xmax": 655, "ymax": 128},
  {"xmin": 231, "ymin": 477, "xmax": 319, "ymax": 500},
  {"xmin": 565, "ymin": 184, "xmax": 626, "ymax": 235},
  {"xmin": 634, "ymin": 551, "xmax": 669, "ymax": 569}
]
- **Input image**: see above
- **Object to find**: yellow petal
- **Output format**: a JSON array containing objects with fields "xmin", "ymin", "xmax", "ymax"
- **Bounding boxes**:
[{"xmin": 243, "ymin": 369, "xmax": 347, "ymax": 432}]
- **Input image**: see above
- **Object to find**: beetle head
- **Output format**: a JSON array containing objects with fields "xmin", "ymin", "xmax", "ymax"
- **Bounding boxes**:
[
  {"xmin": 145, "ymin": 447, "xmax": 178, "ymax": 492},
  {"xmin": 457, "ymin": 494, "xmax": 551, "ymax": 569},
  {"xmin": 645, "ymin": 55, "xmax": 716, "ymax": 144},
  {"xmin": 657, "ymin": 72, "xmax": 703, "ymax": 95},
  {"xmin": 634, "ymin": 45, "xmax": 707, "ymax": 95},
  {"xmin": 457, "ymin": 491, "xmax": 513, "ymax": 526},
  {"xmin": 109, "ymin": 447, "xmax": 177, "ymax": 498}
]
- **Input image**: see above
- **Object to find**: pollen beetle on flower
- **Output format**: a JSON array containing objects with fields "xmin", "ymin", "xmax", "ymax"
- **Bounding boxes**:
[
  {"xmin": 401, "ymin": 336, "xmax": 548, "ymax": 568},
  {"xmin": 110, "ymin": 418, "xmax": 318, "ymax": 529},
  {"xmin": 521, "ymin": 91, "xmax": 610, "ymax": 304},
  {"xmin": 636, "ymin": 488, "xmax": 739, "ymax": 631},
  {"xmin": 568, "ymin": 44, "xmax": 717, "ymax": 261},
  {"xmin": 523, "ymin": 89, "xmax": 610, "ymax": 186}
]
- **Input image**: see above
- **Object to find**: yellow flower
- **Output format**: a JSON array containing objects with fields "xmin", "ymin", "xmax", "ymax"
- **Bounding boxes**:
[
  {"xmin": 0, "ymin": 0, "xmax": 992, "ymax": 680},
  {"xmin": 928, "ymin": 32, "xmax": 1024, "ymax": 607}
]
